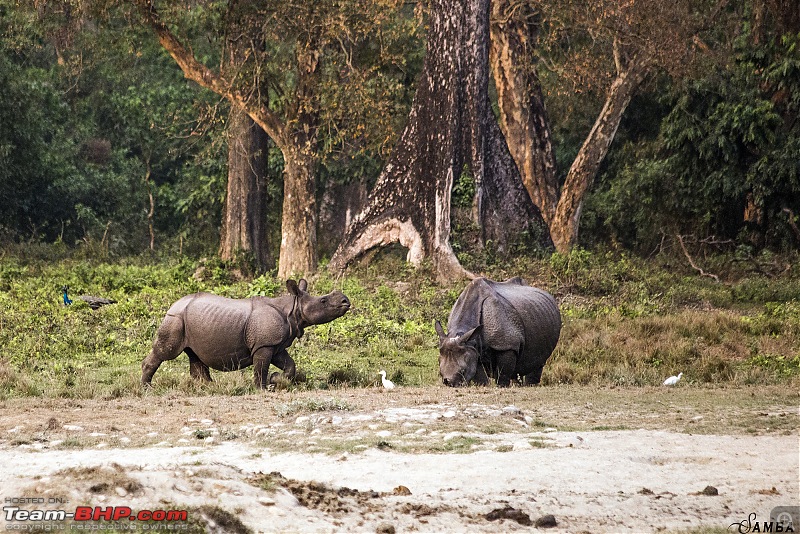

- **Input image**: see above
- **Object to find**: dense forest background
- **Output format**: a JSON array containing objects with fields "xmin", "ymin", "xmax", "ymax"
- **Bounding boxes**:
[{"xmin": 0, "ymin": 0, "xmax": 798, "ymax": 275}]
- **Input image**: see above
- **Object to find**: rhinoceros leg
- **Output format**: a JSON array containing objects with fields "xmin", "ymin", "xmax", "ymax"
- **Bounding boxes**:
[
  {"xmin": 522, "ymin": 366, "xmax": 543, "ymax": 386},
  {"xmin": 186, "ymin": 349, "xmax": 212, "ymax": 382},
  {"xmin": 268, "ymin": 349, "xmax": 297, "ymax": 384},
  {"xmin": 141, "ymin": 314, "xmax": 185, "ymax": 387},
  {"xmin": 495, "ymin": 350, "xmax": 518, "ymax": 387},
  {"xmin": 473, "ymin": 363, "xmax": 489, "ymax": 386},
  {"xmin": 252, "ymin": 346, "xmax": 277, "ymax": 389}
]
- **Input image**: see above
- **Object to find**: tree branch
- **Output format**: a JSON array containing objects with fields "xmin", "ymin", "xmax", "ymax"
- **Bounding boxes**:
[
  {"xmin": 135, "ymin": 0, "xmax": 286, "ymax": 143},
  {"xmin": 676, "ymin": 234, "xmax": 720, "ymax": 283}
]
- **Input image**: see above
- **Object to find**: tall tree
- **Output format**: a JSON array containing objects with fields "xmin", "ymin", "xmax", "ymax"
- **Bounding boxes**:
[
  {"xmin": 329, "ymin": 0, "xmax": 550, "ymax": 281},
  {"xmin": 134, "ymin": 0, "xmax": 322, "ymax": 278},
  {"xmin": 135, "ymin": 0, "xmax": 412, "ymax": 277},
  {"xmin": 219, "ymin": 108, "xmax": 270, "ymax": 270},
  {"xmin": 489, "ymin": 0, "xmax": 558, "ymax": 224},
  {"xmin": 491, "ymin": 0, "xmax": 727, "ymax": 253},
  {"xmin": 548, "ymin": 34, "xmax": 651, "ymax": 253},
  {"xmin": 217, "ymin": 5, "xmax": 270, "ymax": 271}
]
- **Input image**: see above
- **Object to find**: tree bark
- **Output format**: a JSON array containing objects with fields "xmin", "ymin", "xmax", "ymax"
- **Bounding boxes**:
[
  {"xmin": 219, "ymin": 107, "xmax": 270, "ymax": 271},
  {"xmin": 218, "ymin": 6, "xmax": 271, "ymax": 272},
  {"xmin": 550, "ymin": 54, "xmax": 650, "ymax": 253},
  {"xmin": 469, "ymin": 0, "xmax": 551, "ymax": 252},
  {"xmin": 478, "ymin": 112, "xmax": 553, "ymax": 250},
  {"xmin": 490, "ymin": 0, "xmax": 558, "ymax": 225},
  {"xmin": 276, "ymin": 43, "xmax": 320, "ymax": 279},
  {"xmin": 278, "ymin": 147, "xmax": 317, "ymax": 278},
  {"xmin": 329, "ymin": 0, "xmax": 549, "ymax": 281}
]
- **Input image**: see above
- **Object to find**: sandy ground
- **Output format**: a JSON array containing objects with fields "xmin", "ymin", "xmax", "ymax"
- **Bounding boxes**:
[{"xmin": 1, "ymin": 386, "xmax": 798, "ymax": 533}]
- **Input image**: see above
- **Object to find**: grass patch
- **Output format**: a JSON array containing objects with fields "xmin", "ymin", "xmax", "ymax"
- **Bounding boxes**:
[
  {"xmin": 51, "ymin": 466, "xmax": 144, "ymax": 496},
  {"xmin": 0, "ymin": 250, "xmax": 798, "ymax": 399},
  {"xmin": 272, "ymin": 396, "xmax": 352, "ymax": 417},
  {"xmin": 430, "ymin": 435, "xmax": 482, "ymax": 453},
  {"xmin": 529, "ymin": 437, "xmax": 550, "ymax": 448}
]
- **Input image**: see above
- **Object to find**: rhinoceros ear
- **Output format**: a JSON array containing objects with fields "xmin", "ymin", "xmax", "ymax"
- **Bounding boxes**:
[
  {"xmin": 286, "ymin": 279, "xmax": 300, "ymax": 296},
  {"xmin": 457, "ymin": 325, "xmax": 481, "ymax": 344},
  {"xmin": 298, "ymin": 279, "xmax": 308, "ymax": 292},
  {"xmin": 434, "ymin": 320, "xmax": 447, "ymax": 341}
]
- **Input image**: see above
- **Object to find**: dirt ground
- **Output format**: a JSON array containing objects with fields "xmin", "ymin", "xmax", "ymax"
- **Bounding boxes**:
[{"xmin": 1, "ymin": 385, "xmax": 798, "ymax": 533}]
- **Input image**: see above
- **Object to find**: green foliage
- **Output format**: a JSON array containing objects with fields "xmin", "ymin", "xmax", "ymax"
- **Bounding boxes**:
[
  {"xmin": 248, "ymin": 275, "xmax": 284, "ymax": 298},
  {"xmin": 747, "ymin": 353, "xmax": 800, "ymax": 377},
  {"xmin": 429, "ymin": 435, "xmax": 482, "ymax": 453},
  {"xmin": 272, "ymin": 397, "xmax": 352, "ymax": 417},
  {"xmin": 451, "ymin": 166, "xmax": 476, "ymax": 208},
  {"xmin": 0, "ymin": 251, "xmax": 798, "ymax": 399},
  {"xmin": 585, "ymin": 30, "xmax": 800, "ymax": 252}
]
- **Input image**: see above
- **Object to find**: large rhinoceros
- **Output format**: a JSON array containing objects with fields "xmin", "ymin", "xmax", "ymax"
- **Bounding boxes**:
[
  {"xmin": 141, "ymin": 279, "xmax": 350, "ymax": 389},
  {"xmin": 435, "ymin": 277, "xmax": 561, "ymax": 387}
]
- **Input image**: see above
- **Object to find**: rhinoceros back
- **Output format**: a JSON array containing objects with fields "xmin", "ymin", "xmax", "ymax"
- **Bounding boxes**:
[
  {"xmin": 491, "ymin": 283, "xmax": 561, "ymax": 368},
  {"xmin": 178, "ymin": 293, "xmax": 260, "ymax": 370}
]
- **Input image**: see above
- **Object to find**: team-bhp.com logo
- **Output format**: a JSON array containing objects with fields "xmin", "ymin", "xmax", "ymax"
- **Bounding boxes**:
[
  {"xmin": 729, "ymin": 507, "xmax": 799, "ymax": 533},
  {"xmin": 4, "ymin": 505, "xmax": 188, "ymax": 528}
]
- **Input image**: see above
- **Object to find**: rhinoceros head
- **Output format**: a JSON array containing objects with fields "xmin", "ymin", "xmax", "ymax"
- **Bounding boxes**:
[
  {"xmin": 288, "ymin": 279, "xmax": 350, "ymax": 327},
  {"xmin": 435, "ymin": 320, "xmax": 482, "ymax": 387}
]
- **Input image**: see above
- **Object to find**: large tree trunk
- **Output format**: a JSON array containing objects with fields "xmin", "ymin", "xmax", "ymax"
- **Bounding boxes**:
[
  {"xmin": 478, "ymin": 112, "xmax": 553, "ymax": 250},
  {"xmin": 550, "ymin": 54, "xmax": 650, "ymax": 253},
  {"xmin": 278, "ymin": 146, "xmax": 317, "ymax": 278},
  {"xmin": 490, "ymin": 0, "xmax": 558, "ymax": 225},
  {"xmin": 469, "ymin": 0, "xmax": 550, "ymax": 252},
  {"xmin": 218, "ymin": 12, "xmax": 270, "ymax": 272},
  {"xmin": 276, "ymin": 43, "xmax": 320, "ymax": 279},
  {"xmin": 329, "ymin": 0, "xmax": 549, "ymax": 281},
  {"xmin": 219, "ymin": 107, "xmax": 270, "ymax": 271}
]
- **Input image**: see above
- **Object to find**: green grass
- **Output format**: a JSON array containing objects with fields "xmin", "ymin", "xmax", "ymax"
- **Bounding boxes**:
[{"xmin": 0, "ymin": 248, "xmax": 798, "ymax": 398}]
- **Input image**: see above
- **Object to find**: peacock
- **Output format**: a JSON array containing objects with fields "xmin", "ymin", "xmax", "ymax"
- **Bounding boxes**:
[{"xmin": 61, "ymin": 285, "xmax": 116, "ymax": 310}]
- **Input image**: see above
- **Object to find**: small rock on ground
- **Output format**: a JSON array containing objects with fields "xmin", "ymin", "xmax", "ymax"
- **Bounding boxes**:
[
  {"xmin": 485, "ymin": 506, "xmax": 532, "ymax": 526},
  {"xmin": 535, "ymin": 514, "xmax": 558, "ymax": 528},
  {"xmin": 698, "ymin": 485, "xmax": 719, "ymax": 496}
]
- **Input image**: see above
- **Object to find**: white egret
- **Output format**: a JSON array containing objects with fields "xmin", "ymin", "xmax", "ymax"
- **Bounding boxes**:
[
  {"xmin": 379, "ymin": 370, "xmax": 395, "ymax": 389},
  {"xmin": 663, "ymin": 372, "xmax": 683, "ymax": 386}
]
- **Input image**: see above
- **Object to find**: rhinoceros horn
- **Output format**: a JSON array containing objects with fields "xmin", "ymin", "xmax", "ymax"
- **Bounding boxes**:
[
  {"xmin": 457, "ymin": 325, "xmax": 481, "ymax": 344},
  {"xmin": 434, "ymin": 321, "xmax": 481, "ymax": 345}
]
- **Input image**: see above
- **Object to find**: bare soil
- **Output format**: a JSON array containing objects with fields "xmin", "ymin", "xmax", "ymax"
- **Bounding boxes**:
[{"xmin": 1, "ymin": 385, "xmax": 798, "ymax": 533}]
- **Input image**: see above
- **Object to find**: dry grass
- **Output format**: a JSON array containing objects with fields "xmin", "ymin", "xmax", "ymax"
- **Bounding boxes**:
[{"xmin": 546, "ymin": 308, "xmax": 799, "ymax": 387}]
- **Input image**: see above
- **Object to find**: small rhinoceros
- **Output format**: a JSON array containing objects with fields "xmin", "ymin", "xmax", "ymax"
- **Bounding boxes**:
[
  {"xmin": 141, "ymin": 279, "xmax": 350, "ymax": 389},
  {"xmin": 435, "ymin": 277, "xmax": 561, "ymax": 387}
]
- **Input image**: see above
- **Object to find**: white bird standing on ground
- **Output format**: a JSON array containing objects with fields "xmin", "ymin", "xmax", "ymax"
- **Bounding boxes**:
[
  {"xmin": 379, "ymin": 370, "xmax": 395, "ymax": 389},
  {"xmin": 663, "ymin": 372, "xmax": 683, "ymax": 386}
]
